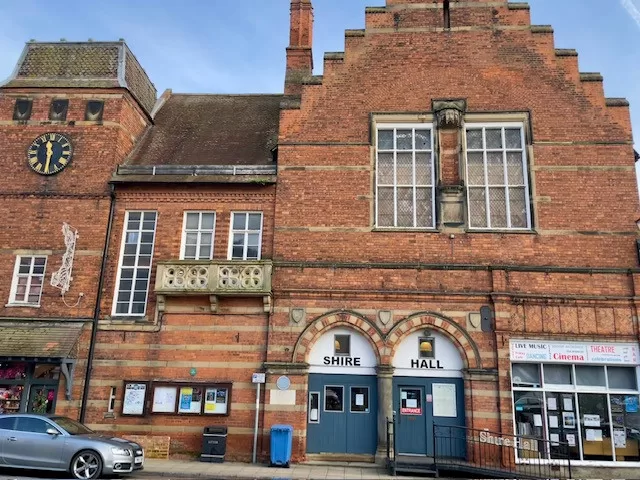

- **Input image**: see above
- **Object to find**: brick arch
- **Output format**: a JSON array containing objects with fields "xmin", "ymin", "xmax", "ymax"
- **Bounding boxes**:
[
  {"xmin": 386, "ymin": 312, "xmax": 481, "ymax": 369},
  {"xmin": 292, "ymin": 310, "xmax": 383, "ymax": 365}
]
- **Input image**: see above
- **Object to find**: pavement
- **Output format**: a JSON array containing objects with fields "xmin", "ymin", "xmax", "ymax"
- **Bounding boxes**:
[{"xmin": 136, "ymin": 458, "xmax": 425, "ymax": 479}]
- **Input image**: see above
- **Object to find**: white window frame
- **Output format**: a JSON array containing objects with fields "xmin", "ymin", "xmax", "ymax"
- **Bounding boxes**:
[
  {"xmin": 375, "ymin": 123, "xmax": 436, "ymax": 229},
  {"xmin": 510, "ymin": 362, "xmax": 640, "ymax": 465},
  {"xmin": 227, "ymin": 212, "xmax": 263, "ymax": 260},
  {"xmin": 8, "ymin": 255, "xmax": 47, "ymax": 306},
  {"xmin": 180, "ymin": 211, "xmax": 216, "ymax": 260},
  {"xmin": 112, "ymin": 211, "xmax": 157, "ymax": 317},
  {"xmin": 464, "ymin": 122, "xmax": 531, "ymax": 230}
]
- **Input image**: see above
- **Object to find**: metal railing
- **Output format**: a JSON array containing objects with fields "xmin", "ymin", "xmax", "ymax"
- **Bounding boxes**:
[
  {"xmin": 434, "ymin": 425, "xmax": 572, "ymax": 480},
  {"xmin": 386, "ymin": 416, "xmax": 572, "ymax": 479}
]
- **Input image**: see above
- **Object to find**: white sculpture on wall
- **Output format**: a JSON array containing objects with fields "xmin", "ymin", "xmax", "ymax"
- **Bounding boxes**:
[{"xmin": 50, "ymin": 222, "xmax": 78, "ymax": 295}]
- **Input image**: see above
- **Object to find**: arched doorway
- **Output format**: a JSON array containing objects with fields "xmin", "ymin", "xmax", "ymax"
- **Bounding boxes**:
[
  {"xmin": 392, "ymin": 330, "xmax": 466, "ymax": 457},
  {"xmin": 306, "ymin": 327, "xmax": 378, "ymax": 455}
]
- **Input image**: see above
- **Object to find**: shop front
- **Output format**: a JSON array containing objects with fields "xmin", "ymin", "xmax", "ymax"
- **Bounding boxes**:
[
  {"xmin": 0, "ymin": 322, "xmax": 81, "ymax": 415},
  {"xmin": 306, "ymin": 327, "xmax": 378, "ymax": 455},
  {"xmin": 510, "ymin": 340, "xmax": 640, "ymax": 465},
  {"xmin": 392, "ymin": 331, "xmax": 466, "ymax": 458}
]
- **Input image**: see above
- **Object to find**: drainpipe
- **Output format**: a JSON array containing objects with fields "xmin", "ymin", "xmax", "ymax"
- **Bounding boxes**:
[{"xmin": 79, "ymin": 184, "xmax": 116, "ymax": 423}]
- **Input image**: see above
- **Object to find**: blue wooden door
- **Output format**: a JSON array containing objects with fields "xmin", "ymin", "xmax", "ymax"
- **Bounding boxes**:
[
  {"xmin": 307, "ymin": 374, "xmax": 377, "ymax": 454},
  {"xmin": 393, "ymin": 377, "xmax": 466, "ymax": 458},
  {"xmin": 395, "ymin": 385, "xmax": 428, "ymax": 455}
]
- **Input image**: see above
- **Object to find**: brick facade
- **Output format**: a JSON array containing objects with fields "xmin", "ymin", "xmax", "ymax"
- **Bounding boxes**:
[{"xmin": 0, "ymin": 0, "xmax": 638, "ymax": 475}]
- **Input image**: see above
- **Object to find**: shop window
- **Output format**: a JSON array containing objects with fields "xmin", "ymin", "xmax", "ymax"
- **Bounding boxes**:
[
  {"xmin": 33, "ymin": 364, "xmax": 60, "ymax": 380},
  {"xmin": 610, "ymin": 394, "xmax": 640, "ymax": 462},
  {"xmin": 579, "ymin": 393, "xmax": 612, "ymax": 461},
  {"xmin": 419, "ymin": 336, "xmax": 435, "ymax": 359},
  {"xmin": 334, "ymin": 335, "xmax": 350, "ymax": 356},
  {"xmin": 149, "ymin": 383, "xmax": 230, "ymax": 416},
  {"xmin": 228, "ymin": 212, "xmax": 262, "ymax": 260},
  {"xmin": 181, "ymin": 211, "xmax": 216, "ymax": 260},
  {"xmin": 375, "ymin": 125, "xmax": 435, "ymax": 229},
  {"xmin": 608, "ymin": 367, "xmax": 638, "ymax": 390},
  {"xmin": 0, "ymin": 386, "xmax": 24, "ymax": 414},
  {"xmin": 308, "ymin": 392, "xmax": 320, "ymax": 423},
  {"xmin": 324, "ymin": 386, "xmax": 344, "ymax": 412},
  {"xmin": 113, "ymin": 211, "xmax": 157, "ymax": 316},
  {"xmin": 576, "ymin": 365, "xmax": 606, "ymax": 388},
  {"xmin": 544, "ymin": 364, "xmax": 573, "ymax": 386},
  {"xmin": 0, "ymin": 362, "xmax": 27, "ymax": 380},
  {"xmin": 465, "ymin": 124, "xmax": 530, "ymax": 230},
  {"xmin": 512, "ymin": 363, "xmax": 540, "ymax": 387},
  {"xmin": 29, "ymin": 386, "xmax": 56, "ymax": 414},
  {"xmin": 350, "ymin": 387, "xmax": 369, "ymax": 413}
]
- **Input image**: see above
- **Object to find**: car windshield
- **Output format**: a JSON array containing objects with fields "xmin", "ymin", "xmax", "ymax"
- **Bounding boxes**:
[{"xmin": 51, "ymin": 416, "xmax": 94, "ymax": 435}]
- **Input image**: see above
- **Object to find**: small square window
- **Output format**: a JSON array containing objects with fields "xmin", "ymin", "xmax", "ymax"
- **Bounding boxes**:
[
  {"xmin": 13, "ymin": 99, "xmax": 32, "ymax": 121},
  {"xmin": 49, "ymin": 99, "xmax": 68, "ymax": 121},
  {"xmin": 419, "ymin": 337, "xmax": 435, "ymax": 359},
  {"xmin": 85, "ymin": 100, "xmax": 104, "ymax": 121},
  {"xmin": 334, "ymin": 334, "xmax": 350, "ymax": 356}
]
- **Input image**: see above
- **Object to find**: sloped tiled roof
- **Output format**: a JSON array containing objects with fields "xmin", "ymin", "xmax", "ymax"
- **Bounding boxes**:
[
  {"xmin": 126, "ymin": 94, "xmax": 283, "ymax": 167},
  {"xmin": 2, "ymin": 41, "xmax": 157, "ymax": 116},
  {"xmin": 0, "ymin": 322, "xmax": 83, "ymax": 358}
]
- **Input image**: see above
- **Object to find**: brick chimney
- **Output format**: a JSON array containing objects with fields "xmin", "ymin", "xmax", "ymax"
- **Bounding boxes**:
[{"xmin": 285, "ymin": 0, "xmax": 313, "ymax": 96}]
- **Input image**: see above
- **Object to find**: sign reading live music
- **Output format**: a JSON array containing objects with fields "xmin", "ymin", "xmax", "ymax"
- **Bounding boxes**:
[{"xmin": 510, "ymin": 340, "xmax": 639, "ymax": 365}]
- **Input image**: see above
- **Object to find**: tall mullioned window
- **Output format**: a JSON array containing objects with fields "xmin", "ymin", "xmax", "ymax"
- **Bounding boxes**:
[
  {"xmin": 113, "ymin": 211, "xmax": 157, "ymax": 316},
  {"xmin": 376, "ymin": 125, "xmax": 435, "ymax": 229},
  {"xmin": 465, "ymin": 124, "xmax": 531, "ymax": 230}
]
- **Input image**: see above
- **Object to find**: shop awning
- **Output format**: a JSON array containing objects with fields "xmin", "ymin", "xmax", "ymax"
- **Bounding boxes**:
[{"xmin": 0, "ymin": 322, "xmax": 84, "ymax": 359}]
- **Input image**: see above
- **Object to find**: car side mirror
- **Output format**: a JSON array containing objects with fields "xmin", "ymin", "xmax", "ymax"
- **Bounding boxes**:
[{"xmin": 46, "ymin": 428, "xmax": 60, "ymax": 436}]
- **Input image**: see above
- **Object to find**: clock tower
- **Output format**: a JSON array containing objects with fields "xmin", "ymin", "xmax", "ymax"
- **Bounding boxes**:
[{"xmin": 0, "ymin": 40, "xmax": 156, "ymax": 420}]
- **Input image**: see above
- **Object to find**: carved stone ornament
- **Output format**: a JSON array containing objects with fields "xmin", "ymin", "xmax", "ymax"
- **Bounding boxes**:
[
  {"xmin": 433, "ymin": 99, "xmax": 467, "ymax": 128},
  {"xmin": 291, "ymin": 308, "xmax": 305, "ymax": 324},
  {"xmin": 378, "ymin": 310, "xmax": 392, "ymax": 325}
]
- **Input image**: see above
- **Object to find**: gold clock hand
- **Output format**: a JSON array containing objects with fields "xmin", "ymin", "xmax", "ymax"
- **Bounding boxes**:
[{"xmin": 45, "ymin": 141, "xmax": 53, "ymax": 174}]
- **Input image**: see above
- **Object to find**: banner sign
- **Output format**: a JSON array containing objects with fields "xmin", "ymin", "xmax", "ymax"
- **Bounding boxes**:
[{"xmin": 510, "ymin": 341, "xmax": 639, "ymax": 365}]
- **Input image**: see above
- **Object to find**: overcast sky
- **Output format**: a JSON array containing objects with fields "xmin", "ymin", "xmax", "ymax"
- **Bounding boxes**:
[{"xmin": 0, "ymin": 0, "xmax": 638, "ymax": 154}]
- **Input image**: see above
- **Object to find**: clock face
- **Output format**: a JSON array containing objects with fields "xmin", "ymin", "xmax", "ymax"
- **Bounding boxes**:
[{"xmin": 27, "ymin": 133, "xmax": 73, "ymax": 175}]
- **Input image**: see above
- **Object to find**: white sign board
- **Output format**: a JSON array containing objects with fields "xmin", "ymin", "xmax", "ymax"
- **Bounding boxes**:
[
  {"xmin": 510, "ymin": 341, "xmax": 639, "ymax": 365},
  {"xmin": 252, "ymin": 373, "xmax": 266, "ymax": 384},
  {"xmin": 433, "ymin": 383, "xmax": 457, "ymax": 418},
  {"xmin": 122, "ymin": 383, "xmax": 146, "ymax": 415},
  {"xmin": 308, "ymin": 327, "xmax": 377, "ymax": 375}
]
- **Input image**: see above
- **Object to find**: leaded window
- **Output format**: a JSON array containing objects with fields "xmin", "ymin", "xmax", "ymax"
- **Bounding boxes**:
[
  {"xmin": 376, "ymin": 125, "xmax": 435, "ymax": 228},
  {"xmin": 465, "ymin": 124, "xmax": 531, "ymax": 229}
]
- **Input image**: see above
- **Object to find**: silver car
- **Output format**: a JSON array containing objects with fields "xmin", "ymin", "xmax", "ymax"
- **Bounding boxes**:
[{"xmin": 0, "ymin": 414, "xmax": 144, "ymax": 479}]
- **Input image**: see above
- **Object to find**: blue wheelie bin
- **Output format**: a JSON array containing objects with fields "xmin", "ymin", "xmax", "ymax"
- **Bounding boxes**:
[{"xmin": 270, "ymin": 424, "xmax": 293, "ymax": 467}]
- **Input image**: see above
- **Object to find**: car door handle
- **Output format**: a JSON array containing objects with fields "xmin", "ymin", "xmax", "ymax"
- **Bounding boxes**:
[{"xmin": 8, "ymin": 437, "xmax": 17, "ymax": 441}]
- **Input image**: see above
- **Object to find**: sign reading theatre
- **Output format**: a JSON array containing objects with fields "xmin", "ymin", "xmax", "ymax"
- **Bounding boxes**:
[{"xmin": 510, "ymin": 341, "xmax": 639, "ymax": 365}]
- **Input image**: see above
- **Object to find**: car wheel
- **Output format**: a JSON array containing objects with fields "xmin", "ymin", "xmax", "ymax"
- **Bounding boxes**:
[{"xmin": 70, "ymin": 450, "xmax": 103, "ymax": 480}]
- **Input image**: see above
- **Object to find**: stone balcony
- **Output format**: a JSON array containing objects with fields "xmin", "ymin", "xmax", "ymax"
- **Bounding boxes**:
[{"xmin": 154, "ymin": 260, "xmax": 272, "ymax": 312}]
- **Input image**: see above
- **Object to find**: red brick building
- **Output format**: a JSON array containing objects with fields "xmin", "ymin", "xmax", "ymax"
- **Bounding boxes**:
[{"xmin": 0, "ymin": 0, "xmax": 639, "ymax": 476}]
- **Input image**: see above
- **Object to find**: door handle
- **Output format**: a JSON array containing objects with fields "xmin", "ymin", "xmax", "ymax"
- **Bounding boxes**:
[{"xmin": 8, "ymin": 437, "xmax": 17, "ymax": 441}]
